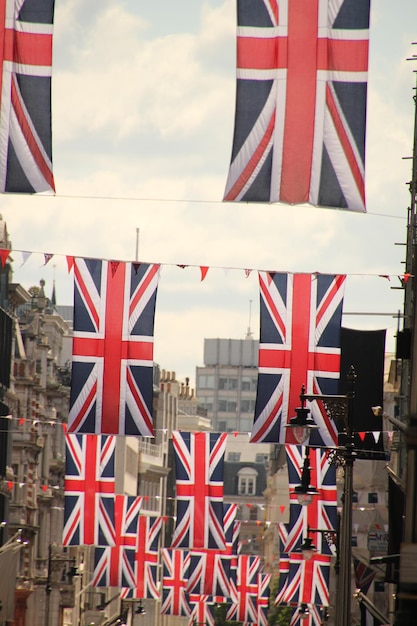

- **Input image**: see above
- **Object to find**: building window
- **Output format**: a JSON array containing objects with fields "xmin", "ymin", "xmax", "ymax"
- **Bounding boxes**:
[
  {"xmin": 255, "ymin": 453, "xmax": 269, "ymax": 464},
  {"xmin": 368, "ymin": 492, "xmax": 378, "ymax": 504},
  {"xmin": 198, "ymin": 375, "xmax": 214, "ymax": 389},
  {"xmin": 219, "ymin": 377, "xmax": 238, "ymax": 391},
  {"xmin": 237, "ymin": 467, "xmax": 258, "ymax": 495},
  {"xmin": 228, "ymin": 452, "xmax": 241, "ymax": 462},
  {"xmin": 241, "ymin": 399, "xmax": 256, "ymax": 413},
  {"xmin": 242, "ymin": 377, "xmax": 258, "ymax": 391}
]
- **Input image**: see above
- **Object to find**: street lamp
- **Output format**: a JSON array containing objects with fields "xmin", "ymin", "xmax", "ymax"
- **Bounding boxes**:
[
  {"xmin": 286, "ymin": 386, "xmax": 320, "ymax": 444},
  {"xmin": 291, "ymin": 446, "xmax": 320, "ymax": 506},
  {"xmin": 289, "ymin": 366, "xmax": 357, "ymax": 626}
]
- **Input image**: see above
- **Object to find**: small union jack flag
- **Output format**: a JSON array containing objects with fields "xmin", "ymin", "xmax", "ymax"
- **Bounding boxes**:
[
  {"xmin": 68, "ymin": 259, "xmax": 160, "ymax": 436},
  {"xmin": 224, "ymin": 0, "xmax": 370, "ymax": 212},
  {"xmin": 63, "ymin": 434, "xmax": 116, "ymax": 546},
  {"xmin": 258, "ymin": 573, "xmax": 271, "ymax": 626},
  {"xmin": 274, "ymin": 525, "xmax": 290, "ymax": 606},
  {"xmin": 250, "ymin": 272, "xmax": 345, "ymax": 446},
  {"xmin": 226, "ymin": 555, "xmax": 261, "ymax": 624},
  {"xmin": 161, "ymin": 548, "xmax": 191, "ymax": 617},
  {"xmin": 171, "ymin": 431, "xmax": 228, "ymax": 550},
  {"xmin": 0, "ymin": 0, "xmax": 55, "ymax": 193},
  {"xmin": 134, "ymin": 515, "xmax": 163, "ymax": 599},
  {"xmin": 188, "ymin": 596, "xmax": 215, "ymax": 626},
  {"xmin": 93, "ymin": 495, "xmax": 142, "ymax": 588}
]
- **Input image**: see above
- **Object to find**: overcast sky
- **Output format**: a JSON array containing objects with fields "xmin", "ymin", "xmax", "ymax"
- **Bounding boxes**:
[{"xmin": 3, "ymin": 0, "xmax": 417, "ymax": 386}]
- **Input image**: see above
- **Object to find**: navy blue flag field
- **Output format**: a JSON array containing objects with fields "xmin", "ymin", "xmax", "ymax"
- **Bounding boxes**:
[
  {"xmin": 224, "ymin": 0, "xmax": 370, "ymax": 212},
  {"xmin": 0, "ymin": 0, "xmax": 55, "ymax": 193},
  {"xmin": 250, "ymin": 272, "xmax": 345, "ymax": 447},
  {"xmin": 68, "ymin": 258, "xmax": 160, "ymax": 436}
]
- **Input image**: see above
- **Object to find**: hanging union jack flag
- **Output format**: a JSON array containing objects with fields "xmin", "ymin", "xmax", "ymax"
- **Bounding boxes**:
[
  {"xmin": 250, "ymin": 272, "xmax": 345, "ymax": 446},
  {"xmin": 161, "ymin": 548, "xmax": 191, "ymax": 617},
  {"xmin": 68, "ymin": 259, "xmax": 160, "ymax": 436},
  {"xmin": 63, "ymin": 434, "xmax": 116, "ymax": 546},
  {"xmin": 258, "ymin": 573, "xmax": 272, "ymax": 626},
  {"xmin": 224, "ymin": 0, "xmax": 370, "ymax": 212},
  {"xmin": 171, "ymin": 431, "xmax": 228, "ymax": 550},
  {"xmin": 134, "ymin": 515, "xmax": 163, "ymax": 599},
  {"xmin": 92, "ymin": 495, "xmax": 143, "ymax": 588},
  {"xmin": 283, "ymin": 552, "xmax": 332, "ymax": 608},
  {"xmin": 285, "ymin": 445, "xmax": 337, "ymax": 555},
  {"xmin": 226, "ymin": 555, "xmax": 261, "ymax": 624},
  {"xmin": 0, "ymin": 0, "xmax": 55, "ymax": 193}
]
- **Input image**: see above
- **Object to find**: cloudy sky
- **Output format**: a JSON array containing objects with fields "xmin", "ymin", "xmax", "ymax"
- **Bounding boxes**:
[{"xmin": 3, "ymin": 0, "xmax": 417, "ymax": 386}]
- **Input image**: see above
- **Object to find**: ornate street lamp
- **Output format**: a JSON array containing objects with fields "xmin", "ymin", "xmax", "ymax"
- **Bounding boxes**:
[
  {"xmin": 286, "ymin": 386, "xmax": 320, "ymax": 444},
  {"xmin": 291, "ymin": 446, "xmax": 320, "ymax": 506}
]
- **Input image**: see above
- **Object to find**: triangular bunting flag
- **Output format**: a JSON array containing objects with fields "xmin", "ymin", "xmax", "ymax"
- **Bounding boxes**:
[
  {"xmin": 0, "ymin": 249, "xmax": 11, "ymax": 268},
  {"xmin": 66, "ymin": 256, "xmax": 75, "ymax": 272},
  {"xmin": 358, "ymin": 432, "xmax": 366, "ymax": 442},
  {"xmin": 200, "ymin": 266, "xmax": 209, "ymax": 281},
  {"xmin": 110, "ymin": 261, "xmax": 120, "ymax": 277},
  {"xmin": 132, "ymin": 262, "xmax": 141, "ymax": 275},
  {"xmin": 244, "ymin": 269, "xmax": 252, "ymax": 277},
  {"xmin": 372, "ymin": 431, "xmax": 380, "ymax": 443},
  {"xmin": 43, "ymin": 253, "xmax": 53, "ymax": 266},
  {"xmin": 20, "ymin": 251, "xmax": 32, "ymax": 267}
]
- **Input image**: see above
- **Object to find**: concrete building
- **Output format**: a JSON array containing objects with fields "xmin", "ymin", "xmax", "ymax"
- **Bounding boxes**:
[{"xmin": 196, "ymin": 337, "xmax": 259, "ymax": 433}]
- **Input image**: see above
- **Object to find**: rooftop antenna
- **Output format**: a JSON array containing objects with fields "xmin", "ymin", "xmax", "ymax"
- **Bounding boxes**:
[{"xmin": 245, "ymin": 299, "xmax": 253, "ymax": 339}]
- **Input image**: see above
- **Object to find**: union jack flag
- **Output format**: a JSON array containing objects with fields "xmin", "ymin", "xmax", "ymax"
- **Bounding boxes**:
[
  {"xmin": 134, "ymin": 515, "xmax": 163, "ymax": 599},
  {"xmin": 275, "ymin": 524, "xmax": 290, "ymax": 606},
  {"xmin": 289, "ymin": 604, "xmax": 323, "ymax": 626},
  {"xmin": 63, "ymin": 434, "xmax": 116, "ymax": 546},
  {"xmin": 188, "ymin": 596, "xmax": 215, "ymax": 626},
  {"xmin": 171, "ymin": 431, "xmax": 228, "ymax": 550},
  {"xmin": 92, "ymin": 495, "xmax": 143, "ymax": 588},
  {"xmin": 161, "ymin": 548, "xmax": 191, "ymax": 617},
  {"xmin": 226, "ymin": 555, "xmax": 261, "ymax": 625},
  {"xmin": 68, "ymin": 259, "xmax": 160, "ymax": 436},
  {"xmin": 224, "ymin": 0, "xmax": 370, "ymax": 212},
  {"xmin": 258, "ymin": 573, "xmax": 271, "ymax": 626},
  {"xmin": 283, "ymin": 553, "xmax": 332, "ymax": 607},
  {"xmin": 187, "ymin": 549, "xmax": 232, "ymax": 598},
  {"xmin": 0, "ymin": 0, "xmax": 55, "ymax": 193},
  {"xmin": 285, "ymin": 445, "xmax": 337, "ymax": 554},
  {"xmin": 250, "ymin": 272, "xmax": 345, "ymax": 445}
]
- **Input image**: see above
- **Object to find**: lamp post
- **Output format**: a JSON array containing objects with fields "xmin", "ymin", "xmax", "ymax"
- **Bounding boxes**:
[{"xmin": 289, "ymin": 366, "xmax": 357, "ymax": 626}]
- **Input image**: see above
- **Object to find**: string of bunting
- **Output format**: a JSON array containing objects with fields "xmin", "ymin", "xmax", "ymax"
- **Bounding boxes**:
[{"xmin": 0, "ymin": 247, "xmax": 412, "ymax": 283}]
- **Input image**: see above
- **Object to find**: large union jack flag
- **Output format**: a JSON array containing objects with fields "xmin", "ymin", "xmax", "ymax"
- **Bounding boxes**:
[
  {"xmin": 92, "ymin": 495, "xmax": 143, "ymax": 588},
  {"xmin": 0, "ymin": 0, "xmax": 55, "ymax": 193},
  {"xmin": 63, "ymin": 434, "xmax": 116, "ymax": 546},
  {"xmin": 134, "ymin": 515, "xmax": 163, "ymax": 599},
  {"xmin": 250, "ymin": 272, "xmax": 345, "ymax": 445},
  {"xmin": 224, "ymin": 0, "xmax": 370, "ymax": 212},
  {"xmin": 161, "ymin": 548, "xmax": 191, "ymax": 617},
  {"xmin": 226, "ymin": 555, "xmax": 261, "ymax": 625},
  {"xmin": 68, "ymin": 259, "xmax": 160, "ymax": 436},
  {"xmin": 171, "ymin": 431, "xmax": 228, "ymax": 550},
  {"xmin": 188, "ymin": 596, "xmax": 215, "ymax": 626}
]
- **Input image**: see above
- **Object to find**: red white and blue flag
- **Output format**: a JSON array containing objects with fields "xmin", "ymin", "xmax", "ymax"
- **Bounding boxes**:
[
  {"xmin": 283, "ymin": 552, "xmax": 332, "ymax": 607},
  {"xmin": 274, "ymin": 524, "xmax": 290, "ymax": 606},
  {"xmin": 224, "ymin": 0, "xmax": 370, "ymax": 212},
  {"xmin": 134, "ymin": 515, "xmax": 163, "ymax": 599},
  {"xmin": 188, "ymin": 596, "xmax": 215, "ymax": 626},
  {"xmin": 226, "ymin": 555, "xmax": 261, "ymax": 625},
  {"xmin": 0, "ymin": 0, "xmax": 55, "ymax": 193},
  {"xmin": 285, "ymin": 445, "xmax": 337, "ymax": 555},
  {"xmin": 161, "ymin": 548, "xmax": 191, "ymax": 617},
  {"xmin": 93, "ymin": 495, "xmax": 143, "ymax": 588},
  {"xmin": 258, "ymin": 573, "xmax": 272, "ymax": 626},
  {"xmin": 250, "ymin": 272, "xmax": 345, "ymax": 445},
  {"xmin": 63, "ymin": 434, "xmax": 116, "ymax": 546},
  {"xmin": 171, "ymin": 431, "xmax": 228, "ymax": 550},
  {"xmin": 187, "ymin": 548, "xmax": 232, "ymax": 598},
  {"xmin": 68, "ymin": 259, "xmax": 160, "ymax": 436}
]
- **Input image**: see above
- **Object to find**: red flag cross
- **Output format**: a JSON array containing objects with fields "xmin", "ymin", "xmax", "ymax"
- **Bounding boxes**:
[
  {"xmin": 257, "ymin": 273, "xmax": 344, "ymax": 443},
  {"xmin": 71, "ymin": 261, "xmax": 155, "ymax": 434},
  {"xmin": 0, "ymin": 2, "xmax": 55, "ymax": 190},
  {"xmin": 175, "ymin": 432, "xmax": 227, "ymax": 549},
  {"xmin": 233, "ymin": 0, "xmax": 368, "ymax": 204},
  {"xmin": 135, "ymin": 516, "xmax": 160, "ymax": 597},
  {"xmin": 64, "ymin": 435, "xmax": 115, "ymax": 545}
]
